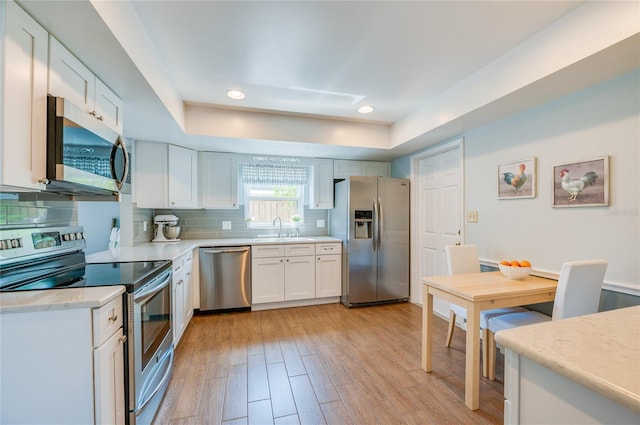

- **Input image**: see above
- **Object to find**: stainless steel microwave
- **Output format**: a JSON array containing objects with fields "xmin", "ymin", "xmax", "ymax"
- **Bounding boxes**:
[{"xmin": 45, "ymin": 95, "xmax": 130, "ymax": 196}]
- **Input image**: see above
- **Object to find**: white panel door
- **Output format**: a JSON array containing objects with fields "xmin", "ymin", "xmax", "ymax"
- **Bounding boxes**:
[
  {"xmin": 94, "ymin": 328, "xmax": 126, "ymax": 425},
  {"xmin": 315, "ymin": 254, "xmax": 342, "ymax": 297},
  {"xmin": 415, "ymin": 143, "xmax": 463, "ymax": 314},
  {"xmin": 199, "ymin": 152, "xmax": 238, "ymax": 209},
  {"xmin": 168, "ymin": 145, "xmax": 198, "ymax": 208},
  {"xmin": 2, "ymin": 1, "xmax": 48, "ymax": 189},
  {"xmin": 252, "ymin": 258, "xmax": 285, "ymax": 303},
  {"xmin": 284, "ymin": 255, "xmax": 316, "ymax": 300},
  {"xmin": 48, "ymin": 36, "xmax": 95, "ymax": 111}
]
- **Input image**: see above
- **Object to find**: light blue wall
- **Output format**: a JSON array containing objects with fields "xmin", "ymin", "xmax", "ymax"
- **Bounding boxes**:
[{"xmin": 392, "ymin": 70, "xmax": 640, "ymax": 296}]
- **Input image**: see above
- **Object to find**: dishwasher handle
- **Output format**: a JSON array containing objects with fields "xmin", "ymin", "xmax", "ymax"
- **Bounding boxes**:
[{"xmin": 200, "ymin": 247, "xmax": 250, "ymax": 255}]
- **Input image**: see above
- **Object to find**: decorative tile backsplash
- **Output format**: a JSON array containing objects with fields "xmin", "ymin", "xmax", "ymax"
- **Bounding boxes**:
[
  {"xmin": 151, "ymin": 206, "xmax": 329, "ymax": 240},
  {"xmin": 0, "ymin": 193, "xmax": 76, "ymax": 229}
]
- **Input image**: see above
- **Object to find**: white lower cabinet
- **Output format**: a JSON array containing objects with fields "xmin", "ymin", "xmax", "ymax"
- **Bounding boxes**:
[
  {"xmin": 172, "ymin": 251, "xmax": 193, "ymax": 346},
  {"xmin": 94, "ymin": 328, "xmax": 126, "ymax": 424},
  {"xmin": 252, "ymin": 256, "xmax": 286, "ymax": 303},
  {"xmin": 0, "ymin": 291, "xmax": 125, "ymax": 425},
  {"xmin": 251, "ymin": 242, "xmax": 341, "ymax": 309},
  {"xmin": 252, "ymin": 244, "xmax": 316, "ymax": 304},
  {"xmin": 315, "ymin": 243, "xmax": 342, "ymax": 298},
  {"xmin": 284, "ymin": 255, "xmax": 316, "ymax": 300},
  {"xmin": 504, "ymin": 349, "xmax": 639, "ymax": 425}
]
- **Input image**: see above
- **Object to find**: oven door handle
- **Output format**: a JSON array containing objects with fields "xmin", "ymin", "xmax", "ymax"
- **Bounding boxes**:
[
  {"xmin": 137, "ymin": 346, "xmax": 174, "ymax": 413},
  {"xmin": 134, "ymin": 270, "xmax": 171, "ymax": 304}
]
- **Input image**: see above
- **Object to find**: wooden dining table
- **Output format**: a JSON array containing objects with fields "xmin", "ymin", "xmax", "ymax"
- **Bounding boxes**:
[{"xmin": 421, "ymin": 270, "xmax": 558, "ymax": 410}]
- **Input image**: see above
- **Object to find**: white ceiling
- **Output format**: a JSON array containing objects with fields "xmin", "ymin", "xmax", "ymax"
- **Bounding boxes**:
[
  {"xmin": 129, "ymin": 0, "xmax": 582, "ymax": 123},
  {"xmin": 15, "ymin": 0, "xmax": 639, "ymax": 160}
]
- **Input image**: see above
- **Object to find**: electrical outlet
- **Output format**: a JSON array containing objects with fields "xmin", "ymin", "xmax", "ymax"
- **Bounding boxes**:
[
  {"xmin": 467, "ymin": 210, "xmax": 478, "ymax": 223},
  {"xmin": 222, "ymin": 221, "xmax": 232, "ymax": 230},
  {"xmin": 317, "ymin": 219, "xmax": 325, "ymax": 228}
]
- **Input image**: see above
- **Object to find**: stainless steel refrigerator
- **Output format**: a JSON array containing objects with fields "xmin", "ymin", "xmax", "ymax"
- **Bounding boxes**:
[{"xmin": 330, "ymin": 176, "xmax": 410, "ymax": 307}]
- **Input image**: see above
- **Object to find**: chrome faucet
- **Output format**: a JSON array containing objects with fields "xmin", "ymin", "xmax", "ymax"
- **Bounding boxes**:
[{"xmin": 273, "ymin": 216, "xmax": 282, "ymax": 238}]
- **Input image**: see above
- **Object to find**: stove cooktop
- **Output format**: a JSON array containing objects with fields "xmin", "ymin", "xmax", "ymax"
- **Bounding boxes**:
[
  {"xmin": 0, "ymin": 226, "xmax": 172, "ymax": 293},
  {"xmin": 0, "ymin": 256, "xmax": 171, "ymax": 293}
]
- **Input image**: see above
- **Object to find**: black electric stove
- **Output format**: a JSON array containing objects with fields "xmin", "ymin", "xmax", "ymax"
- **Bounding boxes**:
[{"xmin": 0, "ymin": 226, "xmax": 170, "ymax": 293}]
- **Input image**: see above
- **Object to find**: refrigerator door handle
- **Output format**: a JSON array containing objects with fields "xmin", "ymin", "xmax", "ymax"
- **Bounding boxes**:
[
  {"xmin": 378, "ymin": 196, "xmax": 383, "ymax": 251},
  {"xmin": 372, "ymin": 197, "xmax": 378, "ymax": 252}
]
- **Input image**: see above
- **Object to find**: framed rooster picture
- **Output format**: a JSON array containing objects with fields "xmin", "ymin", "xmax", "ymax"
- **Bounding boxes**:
[
  {"xmin": 497, "ymin": 157, "xmax": 536, "ymax": 199},
  {"xmin": 553, "ymin": 156, "xmax": 609, "ymax": 207}
]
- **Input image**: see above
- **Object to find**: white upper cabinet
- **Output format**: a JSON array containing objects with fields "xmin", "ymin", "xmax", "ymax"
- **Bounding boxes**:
[
  {"xmin": 362, "ymin": 161, "xmax": 391, "ymax": 177},
  {"xmin": 310, "ymin": 158, "xmax": 334, "ymax": 209},
  {"xmin": 1, "ymin": 1, "xmax": 48, "ymax": 189},
  {"xmin": 333, "ymin": 160, "xmax": 390, "ymax": 179},
  {"xmin": 49, "ymin": 36, "xmax": 123, "ymax": 133},
  {"xmin": 135, "ymin": 141, "xmax": 198, "ymax": 208},
  {"xmin": 333, "ymin": 160, "xmax": 362, "ymax": 179},
  {"xmin": 199, "ymin": 152, "xmax": 238, "ymax": 209},
  {"xmin": 168, "ymin": 145, "xmax": 198, "ymax": 208}
]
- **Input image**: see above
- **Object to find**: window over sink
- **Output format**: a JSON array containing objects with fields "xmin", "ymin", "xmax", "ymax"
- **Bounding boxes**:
[{"xmin": 241, "ymin": 162, "xmax": 307, "ymax": 229}]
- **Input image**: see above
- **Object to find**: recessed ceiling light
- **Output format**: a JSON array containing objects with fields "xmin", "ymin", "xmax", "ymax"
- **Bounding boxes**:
[
  {"xmin": 227, "ymin": 90, "xmax": 245, "ymax": 100},
  {"xmin": 358, "ymin": 105, "xmax": 374, "ymax": 114}
]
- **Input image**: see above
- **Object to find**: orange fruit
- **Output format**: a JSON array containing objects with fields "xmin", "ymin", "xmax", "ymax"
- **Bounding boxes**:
[
  {"xmin": 520, "ymin": 260, "xmax": 531, "ymax": 267},
  {"xmin": 500, "ymin": 260, "xmax": 510, "ymax": 266},
  {"xmin": 510, "ymin": 260, "xmax": 521, "ymax": 267}
]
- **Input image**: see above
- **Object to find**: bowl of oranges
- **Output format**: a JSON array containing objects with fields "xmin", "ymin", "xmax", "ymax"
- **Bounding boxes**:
[{"xmin": 499, "ymin": 260, "xmax": 532, "ymax": 280}]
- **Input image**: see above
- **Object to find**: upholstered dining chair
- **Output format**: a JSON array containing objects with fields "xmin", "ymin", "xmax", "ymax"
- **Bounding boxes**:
[
  {"xmin": 444, "ymin": 245, "xmax": 528, "ymax": 377},
  {"xmin": 486, "ymin": 259, "xmax": 608, "ymax": 380}
]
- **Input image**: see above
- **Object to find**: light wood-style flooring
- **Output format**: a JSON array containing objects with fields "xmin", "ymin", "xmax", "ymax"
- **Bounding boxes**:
[{"xmin": 153, "ymin": 302, "xmax": 505, "ymax": 425}]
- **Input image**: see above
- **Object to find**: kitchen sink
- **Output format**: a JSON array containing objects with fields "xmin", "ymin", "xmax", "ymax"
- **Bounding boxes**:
[{"xmin": 252, "ymin": 237, "xmax": 317, "ymax": 243}]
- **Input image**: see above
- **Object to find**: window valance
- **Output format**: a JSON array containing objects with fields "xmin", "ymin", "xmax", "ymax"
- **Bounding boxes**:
[{"xmin": 241, "ymin": 163, "xmax": 308, "ymax": 186}]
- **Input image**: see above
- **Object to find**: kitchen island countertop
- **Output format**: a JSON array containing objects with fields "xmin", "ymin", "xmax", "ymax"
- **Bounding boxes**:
[
  {"xmin": 86, "ymin": 237, "xmax": 342, "ymax": 263},
  {"xmin": 494, "ymin": 305, "xmax": 640, "ymax": 413}
]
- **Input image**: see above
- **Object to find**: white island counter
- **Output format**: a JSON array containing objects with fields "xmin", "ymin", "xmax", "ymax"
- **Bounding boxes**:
[{"xmin": 495, "ymin": 305, "xmax": 640, "ymax": 424}]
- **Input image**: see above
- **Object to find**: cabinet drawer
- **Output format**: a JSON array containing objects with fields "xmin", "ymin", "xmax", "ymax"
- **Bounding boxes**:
[
  {"xmin": 173, "ymin": 251, "xmax": 193, "ymax": 273},
  {"xmin": 316, "ymin": 243, "xmax": 342, "ymax": 255},
  {"xmin": 252, "ymin": 244, "xmax": 285, "ymax": 258},
  {"xmin": 93, "ymin": 296, "xmax": 123, "ymax": 348},
  {"xmin": 284, "ymin": 243, "xmax": 315, "ymax": 257}
]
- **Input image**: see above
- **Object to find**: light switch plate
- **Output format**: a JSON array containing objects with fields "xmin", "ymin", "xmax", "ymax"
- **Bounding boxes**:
[
  {"xmin": 222, "ymin": 221, "xmax": 232, "ymax": 230},
  {"xmin": 467, "ymin": 211, "xmax": 478, "ymax": 223},
  {"xmin": 317, "ymin": 219, "xmax": 325, "ymax": 228}
]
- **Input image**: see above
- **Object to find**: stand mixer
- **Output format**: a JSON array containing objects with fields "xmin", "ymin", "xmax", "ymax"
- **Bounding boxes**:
[{"xmin": 152, "ymin": 215, "xmax": 180, "ymax": 242}]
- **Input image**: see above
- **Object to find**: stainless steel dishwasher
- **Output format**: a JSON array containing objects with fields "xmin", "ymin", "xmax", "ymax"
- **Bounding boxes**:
[{"xmin": 199, "ymin": 246, "xmax": 251, "ymax": 311}]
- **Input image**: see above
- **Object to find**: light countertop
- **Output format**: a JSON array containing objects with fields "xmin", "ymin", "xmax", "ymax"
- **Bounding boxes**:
[
  {"xmin": 494, "ymin": 305, "xmax": 640, "ymax": 413},
  {"xmin": 86, "ymin": 237, "xmax": 342, "ymax": 263},
  {"xmin": 0, "ymin": 286, "xmax": 125, "ymax": 314}
]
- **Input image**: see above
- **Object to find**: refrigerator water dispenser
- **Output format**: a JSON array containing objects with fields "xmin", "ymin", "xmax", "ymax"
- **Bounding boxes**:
[{"xmin": 354, "ymin": 210, "xmax": 372, "ymax": 239}]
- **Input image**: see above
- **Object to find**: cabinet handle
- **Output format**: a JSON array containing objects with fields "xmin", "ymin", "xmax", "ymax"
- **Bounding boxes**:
[
  {"xmin": 88, "ymin": 110, "xmax": 104, "ymax": 121},
  {"xmin": 108, "ymin": 314, "xmax": 118, "ymax": 323},
  {"xmin": 119, "ymin": 335, "xmax": 127, "ymax": 344}
]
